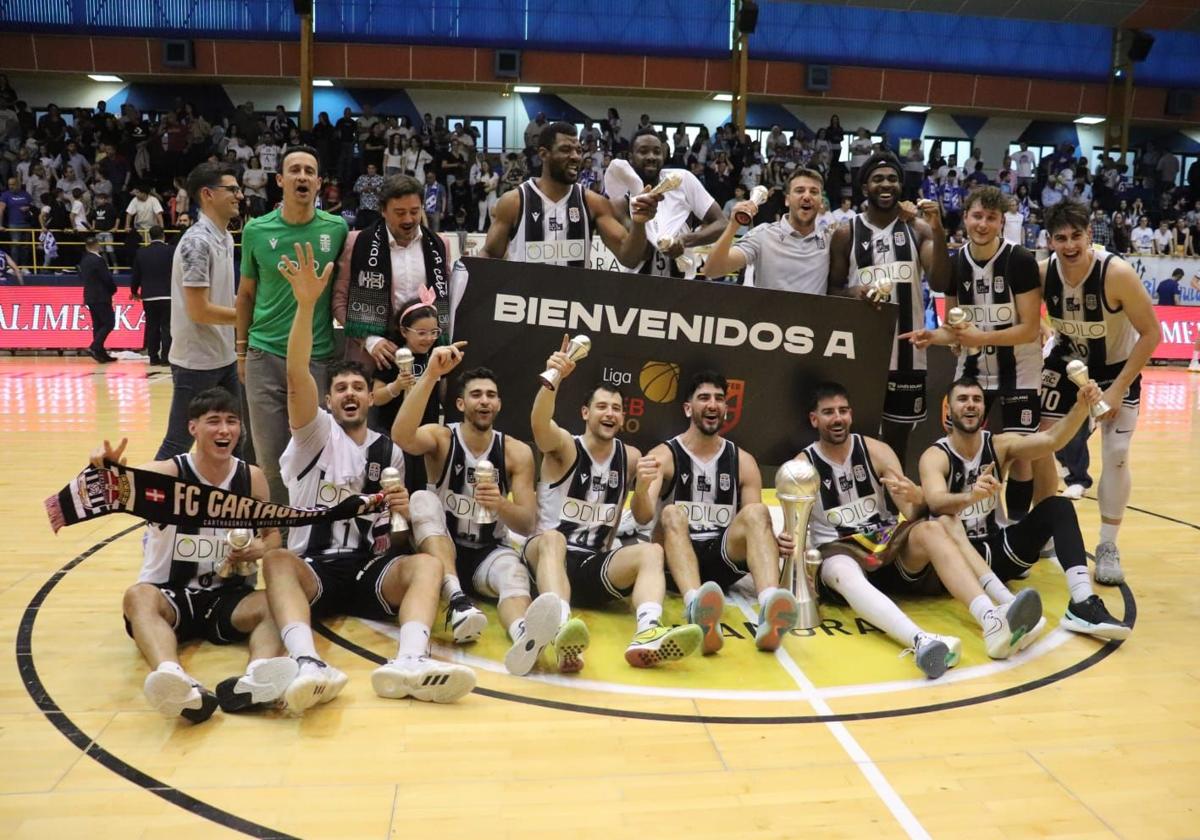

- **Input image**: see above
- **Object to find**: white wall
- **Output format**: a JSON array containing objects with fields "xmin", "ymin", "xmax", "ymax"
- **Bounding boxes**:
[{"xmin": 8, "ymin": 77, "xmax": 124, "ymax": 110}]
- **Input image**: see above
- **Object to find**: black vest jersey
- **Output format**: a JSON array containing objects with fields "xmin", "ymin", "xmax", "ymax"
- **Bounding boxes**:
[
  {"xmin": 1044, "ymin": 251, "xmax": 1138, "ymax": 374},
  {"xmin": 154, "ymin": 455, "xmax": 252, "ymax": 589},
  {"xmin": 934, "ymin": 431, "xmax": 1002, "ymax": 541},
  {"xmin": 537, "ymin": 436, "xmax": 627, "ymax": 554},
  {"xmin": 848, "ymin": 215, "xmax": 923, "ymax": 372},
  {"xmin": 508, "ymin": 180, "xmax": 594, "ymax": 268},
  {"xmin": 658, "ymin": 437, "xmax": 740, "ymax": 539},
  {"xmin": 802, "ymin": 434, "xmax": 898, "ymax": 547},
  {"xmin": 297, "ymin": 432, "xmax": 394, "ymax": 561},
  {"xmin": 433, "ymin": 423, "xmax": 509, "ymax": 548}
]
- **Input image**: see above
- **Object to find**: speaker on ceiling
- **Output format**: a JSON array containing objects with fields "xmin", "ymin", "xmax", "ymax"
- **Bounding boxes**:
[
  {"xmin": 1126, "ymin": 29, "xmax": 1154, "ymax": 62},
  {"xmin": 495, "ymin": 49, "xmax": 521, "ymax": 79},
  {"xmin": 293, "ymin": 0, "xmax": 313, "ymax": 15},
  {"xmin": 162, "ymin": 40, "xmax": 194, "ymax": 69},
  {"xmin": 737, "ymin": 0, "xmax": 758, "ymax": 34},
  {"xmin": 806, "ymin": 64, "xmax": 831, "ymax": 92}
]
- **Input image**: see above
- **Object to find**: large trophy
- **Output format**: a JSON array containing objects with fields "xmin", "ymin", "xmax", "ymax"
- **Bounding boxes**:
[
  {"xmin": 774, "ymin": 459, "xmax": 822, "ymax": 630},
  {"xmin": 539, "ymin": 335, "xmax": 591, "ymax": 391}
]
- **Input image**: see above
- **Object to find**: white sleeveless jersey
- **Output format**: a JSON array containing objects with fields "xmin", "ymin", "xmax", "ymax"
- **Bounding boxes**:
[
  {"xmin": 802, "ymin": 435, "xmax": 899, "ymax": 548},
  {"xmin": 536, "ymin": 436, "xmax": 626, "ymax": 554},
  {"xmin": 847, "ymin": 215, "xmax": 926, "ymax": 372},
  {"xmin": 932, "ymin": 432, "xmax": 1002, "ymax": 541},
  {"xmin": 655, "ymin": 437, "xmax": 740, "ymax": 540},
  {"xmin": 1044, "ymin": 250, "xmax": 1139, "ymax": 375},
  {"xmin": 431, "ymin": 423, "xmax": 510, "ymax": 547},
  {"xmin": 140, "ymin": 455, "xmax": 254, "ymax": 590},
  {"xmin": 507, "ymin": 180, "xmax": 593, "ymax": 267}
]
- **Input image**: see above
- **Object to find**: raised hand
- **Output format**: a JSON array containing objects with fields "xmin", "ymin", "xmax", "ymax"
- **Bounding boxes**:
[
  {"xmin": 426, "ymin": 340, "xmax": 468, "ymax": 378},
  {"xmin": 90, "ymin": 437, "xmax": 128, "ymax": 469},
  {"xmin": 278, "ymin": 242, "xmax": 334, "ymax": 306}
]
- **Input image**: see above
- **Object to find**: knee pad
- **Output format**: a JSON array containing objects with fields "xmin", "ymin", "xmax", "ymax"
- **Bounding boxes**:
[
  {"xmin": 818, "ymin": 552, "xmax": 861, "ymax": 589},
  {"xmin": 483, "ymin": 551, "xmax": 531, "ymax": 603},
  {"xmin": 409, "ymin": 489, "xmax": 449, "ymax": 546},
  {"xmin": 1100, "ymin": 411, "xmax": 1136, "ymax": 468}
]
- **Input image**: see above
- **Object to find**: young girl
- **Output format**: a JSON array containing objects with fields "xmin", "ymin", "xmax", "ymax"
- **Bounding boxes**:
[{"xmin": 370, "ymin": 292, "xmax": 444, "ymax": 492}]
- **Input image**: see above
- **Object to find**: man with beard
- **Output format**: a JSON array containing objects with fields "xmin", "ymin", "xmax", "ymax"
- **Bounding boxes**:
[
  {"xmin": 392, "ymin": 352, "xmax": 562, "ymax": 675},
  {"xmin": 702, "ymin": 168, "xmax": 830, "ymax": 292},
  {"xmin": 900, "ymin": 186, "xmax": 1052, "ymax": 519},
  {"xmin": 829, "ymin": 152, "xmax": 952, "ymax": 464},
  {"xmin": 260, "ymin": 243, "xmax": 476, "ymax": 708},
  {"xmin": 521, "ymin": 336, "xmax": 703, "ymax": 672},
  {"xmin": 481, "ymin": 121, "xmax": 659, "ymax": 268},
  {"xmin": 237, "ymin": 145, "xmax": 349, "ymax": 504},
  {"xmin": 604, "ymin": 133, "xmax": 726, "ymax": 278},
  {"xmin": 630, "ymin": 371, "xmax": 799, "ymax": 656},
  {"xmin": 1036, "ymin": 200, "xmax": 1161, "ymax": 585},
  {"xmin": 920, "ymin": 377, "xmax": 1130, "ymax": 641},
  {"xmin": 799, "ymin": 382, "xmax": 1044, "ymax": 670}
]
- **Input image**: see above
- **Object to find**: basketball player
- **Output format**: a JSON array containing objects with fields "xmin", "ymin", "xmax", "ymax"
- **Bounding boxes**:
[
  {"xmin": 920, "ymin": 377, "xmax": 1130, "ymax": 640},
  {"xmin": 702, "ymin": 168, "xmax": 830, "ymax": 293},
  {"xmin": 522, "ymin": 336, "xmax": 703, "ymax": 671},
  {"xmin": 481, "ymin": 121, "xmax": 660, "ymax": 268},
  {"xmin": 900, "ymin": 185, "xmax": 1053, "ymax": 518},
  {"xmin": 1038, "ymin": 200, "xmax": 1161, "ymax": 584},
  {"xmin": 392, "ymin": 350, "xmax": 563, "ymax": 676},
  {"xmin": 798, "ymin": 382, "xmax": 1044, "ymax": 669},
  {"xmin": 630, "ymin": 371, "xmax": 800, "ymax": 655},
  {"xmin": 829, "ymin": 152, "xmax": 952, "ymax": 463},
  {"xmin": 96, "ymin": 389, "xmax": 297, "ymax": 722},
  {"xmin": 605, "ymin": 132, "xmax": 725, "ymax": 277},
  {"xmin": 261, "ymin": 243, "xmax": 476, "ymax": 707}
]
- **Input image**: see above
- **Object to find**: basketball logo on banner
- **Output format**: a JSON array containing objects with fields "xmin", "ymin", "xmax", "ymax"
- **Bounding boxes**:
[{"xmin": 640, "ymin": 361, "xmax": 680, "ymax": 403}]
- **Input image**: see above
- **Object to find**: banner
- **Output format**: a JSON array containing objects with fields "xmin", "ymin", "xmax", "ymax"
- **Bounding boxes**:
[
  {"xmin": 1126, "ymin": 254, "xmax": 1200, "ymax": 306},
  {"xmin": 0, "ymin": 287, "xmax": 145, "ymax": 350},
  {"xmin": 451, "ymin": 257, "xmax": 896, "ymax": 464}
]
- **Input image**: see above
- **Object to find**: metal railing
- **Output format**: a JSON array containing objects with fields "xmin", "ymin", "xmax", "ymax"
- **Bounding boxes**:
[{"xmin": 0, "ymin": 227, "xmax": 204, "ymax": 273}]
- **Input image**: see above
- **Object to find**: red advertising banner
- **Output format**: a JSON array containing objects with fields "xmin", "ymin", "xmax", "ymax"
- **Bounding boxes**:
[
  {"xmin": 0, "ymin": 287, "xmax": 145, "ymax": 350},
  {"xmin": 933, "ymin": 297, "xmax": 1196, "ymax": 361}
]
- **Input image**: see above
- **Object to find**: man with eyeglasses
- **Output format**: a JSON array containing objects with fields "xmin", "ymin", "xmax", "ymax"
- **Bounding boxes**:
[
  {"xmin": 333, "ymin": 174, "xmax": 454, "ymax": 382},
  {"xmin": 156, "ymin": 163, "xmax": 246, "ymax": 459}
]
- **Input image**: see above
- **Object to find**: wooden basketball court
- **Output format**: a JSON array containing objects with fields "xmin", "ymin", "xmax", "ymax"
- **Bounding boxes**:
[{"xmin": 1, "ymin": 357, "xmax": 1197, "ymax": 839}]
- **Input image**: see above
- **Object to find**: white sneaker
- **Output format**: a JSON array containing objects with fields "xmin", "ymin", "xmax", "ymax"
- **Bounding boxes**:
[
  {"xmin": 1188, "ymin": 360, "xmax": 1200, "ymax": 373},
  {"xmin": 144, "ymin": 668, "xmax": 218, "ymax": 723},
  {"xmin": 284, "ymin": 656, "xmax": 347, "ymax": 713},
  {"xmin": 372, "ymin": 655, "xmax": 476, "ymax": 702},
  {"xmin": 216, "ymin": 656, "xmax": 300, "ymax": 713},
  {"xmin": 983, "ymin": 589, "xmax": 1042, "ymax": 659},
  {"xmin": 1094, "ymin": 541, "xmax": 1125, "ymax": 586},
  {"xmin": 1062, "ymin": 484, "xmax": 1085, "ymax": 500},
  {"xmin": 904, "ymin": 633, "xmax": 951, "ymax": 679},
  {"xmin": 504, "ymin": 593, "xmax": 562, "ymax": 676},
  {"xmin": 446, "ymin": 595, "xmax": 488, "ymax": 644},
  {"xmin": 1013, "ymin": 616, "xmax": 1048, "ymax": 652}
]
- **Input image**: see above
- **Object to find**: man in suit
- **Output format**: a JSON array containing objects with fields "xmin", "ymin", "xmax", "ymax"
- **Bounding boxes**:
[
  {"xmin": 79, "ymin": 235, "xmax": 117, "ymax": 363},
  {"xmin": 131, "ymin": 225, "xmax": 174, "ymax": 365}
]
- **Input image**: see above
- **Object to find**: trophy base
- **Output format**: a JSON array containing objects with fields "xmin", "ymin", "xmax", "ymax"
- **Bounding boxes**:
[
  {"xmin": 538, "ymin": 374, "xmax": 558, "ymax": 391},
  {"xmin": 795, "ymin": 598, "xmax": 820, "ymax": 631}
]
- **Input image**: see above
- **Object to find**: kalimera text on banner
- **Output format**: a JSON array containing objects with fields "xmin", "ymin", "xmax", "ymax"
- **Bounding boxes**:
[{"xmin": 450, "ymin": 257, "xmax": 897, "ymax": 465}]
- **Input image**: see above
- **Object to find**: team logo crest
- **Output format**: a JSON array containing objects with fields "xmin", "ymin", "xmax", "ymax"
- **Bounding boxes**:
[
  {"xmin": 853, "ymin": 465, "xmax": 867, "ymax": 483},
  {"xmin": 719, "ymin": 473, "xmax": 731, "ymax": 492},
  {"xmin": 1085, "ymin": 294, "xmax": 1098, "ymax": 309},
  {"xmin": 914, "ymin": 397, "xmax": 925, "ymax": 414},
  {"xmin": 718, "ymin": 379, "xmax": 745, "ymax": 435},
  {"xmin": 320, "ymin": 234, "xmax": 331, "ymax": 253},
  {"xmin": 608, "ymin": 470, "xmax": 620, "ymax": 488},
  {"xmin": 838, "ymin": 475, "xmax": 853, "ymax": 492},
  {"xmin": 1020, "ymin": 409, "xmax": 1033, "ymax": 427},
  {"xmin": 893, "ymin": 231, "xmax": 907, "ymax": 247},
  {"xmin": 569, "ymin": 207, "xmax": 581, "ymax": 224},
  {"xmin": 994, "ymin": 275, "xmax": 1005, "ymax": 294},
  {"xmin": 367, "ymin": 463, "xmax": 381, "ymax": 482}
]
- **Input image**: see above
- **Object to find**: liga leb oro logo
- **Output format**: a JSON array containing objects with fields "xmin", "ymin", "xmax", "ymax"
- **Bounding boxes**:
[{"xmin": 719, "ymin": 379, "xmax": 745, "ymax": 435}]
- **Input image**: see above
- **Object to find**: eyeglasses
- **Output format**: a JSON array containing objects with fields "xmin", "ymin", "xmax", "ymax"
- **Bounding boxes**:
[
  {"xmin": 402, "ymin": 327, "xmax": 441, "ymax": 339},
  {"xmin": 208, "ymin": 185, "xmax": 242, "ymax": 194}
]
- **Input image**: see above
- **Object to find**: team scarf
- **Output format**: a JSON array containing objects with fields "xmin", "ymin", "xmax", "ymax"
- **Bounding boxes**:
[
  {"xmin": 45, "ymin": 460, "xmax": 383, "ymax": 533},
  {"xmin": 344, "ymin": 218, "xmax": 449, "ymax": 340}
]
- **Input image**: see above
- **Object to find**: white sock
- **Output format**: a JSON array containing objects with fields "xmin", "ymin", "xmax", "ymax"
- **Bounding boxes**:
[
  {"xmin": 980, "ymin": 572, "xmax": 1015, "ymax": 604},
  {"xmin": 819, "ymin": 557, "xmax": 921, "ymax": 648},
  {"xmin": 396, "ymin": 621, "xmax": 431, "ymax": 660},
  {"xmin": 683, "ymin": 588, "xmax": 699, "ymax": 609},
  {"xmin": 1099, "ymin": 522, "xmax": 1119, "ymax": 545},
  {"xmin": 559, "ymin": 599, "xmax": 572, "ymax": 625},
  {"xmin": 508, "ymin": 618, "xmax": 525, "ymax": 642},
  {"xmin": 441, "ymin": 575, "xmax": 465, "ymax": 603},
  {"xmin": 281, "ymin": 622, "xmax": 319, "ymax": 661},
  {"xmin": 757, "ymin": 586, "xmax": 780, "ymax": 609},
  {"xmin": 968, "ymin": 594, "xmax": 995, "ymax": 628},
  {"xmin": 1066, "ymin": 565, "xmax": 1094, "ymax": 602},
  {"xmin": 635, "ymin": 602, "xmax": 663, "ymax": 633},
  {"xmin": 1041, "ymin": 537, "xmax": 1056, "ymax": 557}
]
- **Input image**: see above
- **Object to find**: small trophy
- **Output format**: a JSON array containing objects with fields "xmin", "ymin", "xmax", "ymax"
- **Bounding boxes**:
[
  {"xmin": 656, "ymin": 235, "xmax": 694, "ymax": 274},
  {"xmin": 945, "ymin": 306, "xmax": 979, "ymax": 356},
  {"xmin": 221, "ymin": 528, "xmax": 257, "ymax": 577},
  {"xmin": 539, "ymin": 335, "xmax": 591, "ymax": 391},
  {"xmin": 1065, "ymin": 360, "xmax": 1111, "ymax": 418},
  {"xmin": 379, "ymin": 467, "xmax": 409, "ymax": 534},
  {"xmin": 472, "ymin": 459, "xmax": 498, "ymax": 525},
  {"xmin": 734, "ymin": 185, "xmax": 769, "ymax": 226},
  {"xmin": 646, "ymin": 172, "xmax": 682, "ymax": 197},
  {"xmin": 394, "ymin": 347, "xmax": 414, "ymax": 379},
  {"xmin": 865, "ymin": 274, "xmax": 893, "ymax": 304},
  {"xmin": 774, "ymin": 459, "xmax": 821, "ymax": 630}
]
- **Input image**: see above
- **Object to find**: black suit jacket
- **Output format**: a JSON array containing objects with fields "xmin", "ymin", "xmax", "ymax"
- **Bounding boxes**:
[
  {"xmin": 78, "ymin": 251, "xmax": 116, "ymax": 305},
  {"xmin": 131, "ymin": 240, "xmax": 174, "ymax": 299}
]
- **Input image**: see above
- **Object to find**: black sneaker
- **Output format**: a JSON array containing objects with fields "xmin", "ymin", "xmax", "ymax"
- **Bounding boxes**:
[
  {"xmin": 446, "ymin": 593, "xmax": 487, "ymax": 643},
  {"xmin": 216, "ymin": 656, "xmax": 300, "ymax": 713},
  {"xmin": 180, "ymin": 688, "xmax": 219, "ymax": 724},
  {"xmin": 1061, "ymin": 595, "xmax": 1131, "ymax": 641}
]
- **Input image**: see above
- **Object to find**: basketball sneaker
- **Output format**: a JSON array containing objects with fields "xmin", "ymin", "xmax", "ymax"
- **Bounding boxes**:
[
  {"xmin": 1094, "ymin": 542, "xmax": 1125, "ymax": 585},
  {"xmin": 1013, "ymin": 617, "xmax": 1048, "ymax": 652},
  {"xmin": 625, "ymin": 623, "xmax": 703, "ymax": 668},
  {"xmin": 371, "ymin": 655, "xmax": 476, "ymax": 703},
  {"xmin": 216, "ymin": 656, "xmax": 299, "ymax": 713},
  {"xmin": 983, "ymin": 588, "xmax": 1042, "ymax": 659},
  {"xmin": 685, "ymin": 581, "xmax": 726, "ymax": 654},
  {"xmin": 504, "ymin": 592, "xmax": 562, "ymax": 676},
  {"xmin": 284, "ymin": 656, "xmax": 348, "ymax": 713},
  {"xmin": 754, "ymin": 589, "xmax": 799, "ymax": 652},
  {"xmin": 1062, "ymin": 595, "xmax": 1131, "ymax": 641},
  {"xmin": 143, "ymin": 667, "xmax": 218, "ymax": 723},
  {"xmin": 903, "ymin": 633, "xmax": 951, "ymax": 679},
  {"xmin": 446, "ymin": 593, "xmax": 487, "ymax": 644},
  {"xmin": 553, "ymin": 616, "xmax": 589, "ymax": 673}
]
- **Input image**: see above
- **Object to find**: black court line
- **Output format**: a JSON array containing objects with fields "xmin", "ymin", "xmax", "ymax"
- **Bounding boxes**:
[
  {"xmin": 316, "ymin": 582, "xmax": 1137, "ymax": 726},
  {"xmin": 16, "ymin": 525, "xmax": 299, "ymax": 840},
  {"xmin": 1089, "ymin": 496, "xmax": 1200, "ymax": 533}
]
